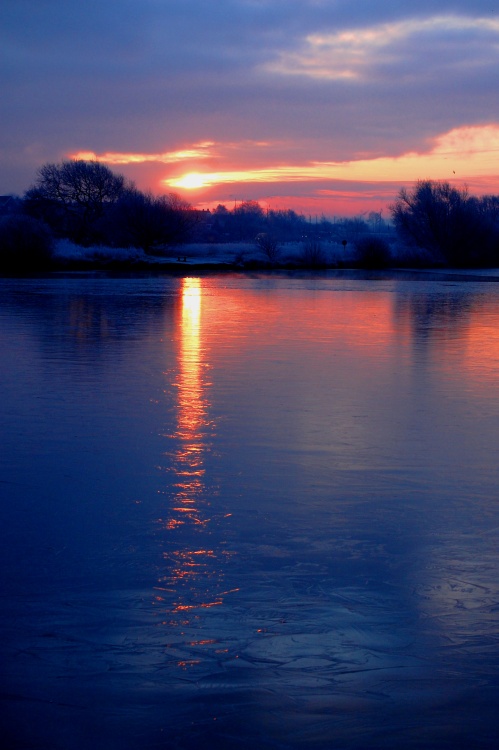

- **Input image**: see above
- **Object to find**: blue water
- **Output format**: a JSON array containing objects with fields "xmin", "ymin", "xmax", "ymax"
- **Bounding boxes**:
[{"xmin": 1, "ymin": 271, "xmax": 499, "ymax": 749}]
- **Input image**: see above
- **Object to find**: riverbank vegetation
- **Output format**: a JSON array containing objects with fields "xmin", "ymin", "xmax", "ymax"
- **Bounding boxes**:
[
  {"xmin": 391, "ymin": 180, "xmax": 499, "ymax": 267},
  {"xmin": 1, "ymin": 161, "xmax": 499, "ymax": 272}
]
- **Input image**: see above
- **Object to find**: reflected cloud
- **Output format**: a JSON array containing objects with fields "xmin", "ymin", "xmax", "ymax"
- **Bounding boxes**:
[{"xmin": 393, "ymin": 286, "xmax": 499, "ymax": 387}]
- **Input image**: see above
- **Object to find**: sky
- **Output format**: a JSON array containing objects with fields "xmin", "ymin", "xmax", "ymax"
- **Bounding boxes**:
[{"xmin": 1, "ymin": 0, "xmax": 499, "ymax": 217}]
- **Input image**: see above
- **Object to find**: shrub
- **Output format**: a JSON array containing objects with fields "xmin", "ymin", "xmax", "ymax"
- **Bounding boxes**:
[
  {"xmin": 255, "ymin": 232, "xmax": 281, "ymax": 263},
  {"xmin": 0, "ymin": 214, "xmax": 54, "ymax": 273},
  {"xmin": 355, "ymin": 236, "xmax": 392, "ymax": 268},
  {"xmin": 299, "ymin": 239, "xmax": 327, "ymax": 268}
]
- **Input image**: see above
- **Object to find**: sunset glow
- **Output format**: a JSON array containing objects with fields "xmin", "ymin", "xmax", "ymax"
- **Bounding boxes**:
[
  {"xmin": 3, "ymin": 3, "xmax": 499, "ymax": 215},
  {"xmin": 65, "ymin": 123, "xmax": 499, "ymax": 215},
  {"xmin": 157, "ymin": 124, "xmax": 499, "ymax": 210},
  {"xmin": 171, "ymin": 172, "xmax": 212, "ymax": 189}
]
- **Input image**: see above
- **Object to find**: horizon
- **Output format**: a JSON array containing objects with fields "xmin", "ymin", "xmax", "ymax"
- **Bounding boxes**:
[{"xmin": 1, "ymin": 2, "xmax": 498, "ymax": 216}]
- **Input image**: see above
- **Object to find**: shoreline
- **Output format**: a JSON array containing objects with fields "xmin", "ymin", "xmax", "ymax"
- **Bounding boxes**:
[{"xmin": 4, "ymin": 261, "xmax": 499, "ymax": 283}]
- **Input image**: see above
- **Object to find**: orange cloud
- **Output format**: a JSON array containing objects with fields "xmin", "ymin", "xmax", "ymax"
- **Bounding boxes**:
[
  {"xmin": 69, "ymin": 140, "xmax": 272, "ymax": 167},
  {"xmin": 70, "ymin": 142, "xmax": 216, "ymax": 164},
  {"xmin": 163, "ymin": 124, "xmax": 499, "ymax": 190}
]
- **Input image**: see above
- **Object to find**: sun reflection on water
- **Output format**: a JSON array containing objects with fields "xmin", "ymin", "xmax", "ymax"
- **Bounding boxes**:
[{"xmin": 156, "ymin": 278, "xmax": 235, "ymax": 624}]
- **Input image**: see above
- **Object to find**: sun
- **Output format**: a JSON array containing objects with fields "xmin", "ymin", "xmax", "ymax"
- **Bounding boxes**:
[{"xmin": 169, "ymin": 172, "xmax": 208, "ymax": 189}]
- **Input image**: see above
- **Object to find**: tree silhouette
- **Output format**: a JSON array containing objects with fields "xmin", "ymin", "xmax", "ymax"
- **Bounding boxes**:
[
  {"xmin": 25, "ymin": 160, "xmax": 126, "ymax": 244},
  {"xmin": 112, "ymin": 189, "xmax": 195, "ymax": 251},
  {"xmin": 390, "ymin": 180, "xmax": 498, "ymax": 266}
]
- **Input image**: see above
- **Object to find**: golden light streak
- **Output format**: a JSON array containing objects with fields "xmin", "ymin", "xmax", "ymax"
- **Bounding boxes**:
[
  {"xmin": 164, "ymin": 124, "xmax": 499, "ymax": 189},
  {"xmin": 70, "ymin": 142, "xmax": 216, "ymax": 164},
  {"xmin": 167, "ymin": 167, "xmax": 315, "ymax": 188},
  {"xmin": 68, "ymin": 140, "xmax": 271, "ymax": 166}
]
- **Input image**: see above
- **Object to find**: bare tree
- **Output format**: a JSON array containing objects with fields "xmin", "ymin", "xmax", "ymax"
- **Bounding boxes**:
[
  {"xmin": 389, "ymin": 180, "xmax": 488, "ymax": 265},
  {"xmin": 368, "ymin": 211, "xmax": 384, "ymax": 233},
  {"xmin": 255, "ymin": 232, "xmax": 281, "ymax": 264},
  {"xmin": 300, "ymin": 239, "xmax": 327, "ymax": 268},
  {"xmin": 25, "ymin": 160, "xmax": 126, "ymax": 244}
]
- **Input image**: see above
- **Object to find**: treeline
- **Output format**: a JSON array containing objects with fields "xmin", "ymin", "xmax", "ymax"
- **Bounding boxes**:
[
  {"xmin": 205, "ymin": 180, "xmax": 499, "ymax": 267},
  {"xmin": 1, "ymin": 159, "xmax": 499, "ymax": 271},
  {"xmin": 23, "ymin": 160, "xmax": 195, "ymax": 251},
  {"xmin": 193, "ymin": 201, "xmax": 387, "ymax": 246},
  {"xmin": 0, "ymin": 159, "xmax": 391, "ymax": 271},
  {"xmin": 0, "ymin": 160, "xmax": 199, "ymax": 271}
]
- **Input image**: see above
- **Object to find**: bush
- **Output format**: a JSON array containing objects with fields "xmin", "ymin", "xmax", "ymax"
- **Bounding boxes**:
[
  {"xmin": 355, "ymin": 236, "xmax": 392, "ymax": 268},
  {"xmin": 299, "ymin": 239, "xmax": 327, "ymax": 268},
  {"xmin": 0, "ymin": 214, "xmax": 54, "ymax": 273},
  {"xmin": 255, "ymin": 233, "xmax": 281, "ymax": 263}
]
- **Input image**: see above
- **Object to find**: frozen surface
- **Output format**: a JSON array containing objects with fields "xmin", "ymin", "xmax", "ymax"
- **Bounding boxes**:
[{"xmin": 1, "ymin": 271, "xmax": 499, "ymax": 748}]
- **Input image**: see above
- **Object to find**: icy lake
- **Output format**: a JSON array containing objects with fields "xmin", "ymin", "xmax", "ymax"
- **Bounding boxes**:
[{"xmin": 2, "ymin": 270, "xmax": 499, "ymax": 749}]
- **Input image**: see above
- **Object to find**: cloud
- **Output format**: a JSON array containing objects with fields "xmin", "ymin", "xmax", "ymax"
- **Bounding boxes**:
[
  {"xmin": 68, "ymin": 140, "xmax": 272, "ymax": 168},
  {"xmin": 70, "ymin": 143, "xmax": 217, "ymax": 165},
  {"xmin": 264, "ymin": 15, "xmax": 499, "ymax": 81},
  {"xmin": 161, "ymin": 125, "xmax": 499, "ymax": 189}
]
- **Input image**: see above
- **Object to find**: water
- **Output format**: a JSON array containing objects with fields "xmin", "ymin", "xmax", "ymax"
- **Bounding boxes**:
[{"xmin": 1, "ymin": 270, "xmax": 499, "ymax": 749}]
